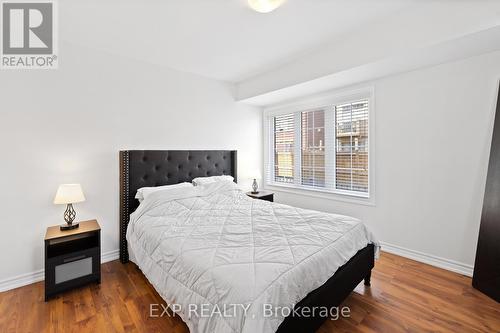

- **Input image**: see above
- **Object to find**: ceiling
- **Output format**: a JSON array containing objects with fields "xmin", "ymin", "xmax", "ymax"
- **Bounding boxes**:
[{"xmin": 61, "ymin": 0, "xmax": 418, "ymax": 82}]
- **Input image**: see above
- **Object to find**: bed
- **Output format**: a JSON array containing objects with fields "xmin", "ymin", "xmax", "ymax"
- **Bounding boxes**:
[{"xmin": 119, "ymin": 150, "xmax": 377, "ymax": 333}]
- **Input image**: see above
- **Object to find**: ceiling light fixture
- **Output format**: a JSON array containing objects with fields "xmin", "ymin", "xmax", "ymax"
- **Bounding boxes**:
[{"xmin": 248, "ymin": 0, "xmax": 285, "ymax": 13}]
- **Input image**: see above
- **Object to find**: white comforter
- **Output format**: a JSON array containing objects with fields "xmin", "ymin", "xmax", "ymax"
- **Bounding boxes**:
[{"xmin": 127, "ymin": 181, "xmax": 378, "ymax": 333}]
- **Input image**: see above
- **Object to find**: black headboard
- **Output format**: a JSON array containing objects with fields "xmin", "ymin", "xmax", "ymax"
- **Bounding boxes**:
[{"xmin": 119, "ymin": 150, "xmax": 237, "ymax": 263}]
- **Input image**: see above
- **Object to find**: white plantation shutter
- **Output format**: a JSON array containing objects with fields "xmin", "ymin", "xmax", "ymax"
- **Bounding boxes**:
[
  {"xmin": 335, "ymin": 100, "xmax": 369, "ymax": 193},
  {"xmin": 301, "ymin": 109, "xmax": 326, "ymax": 187},
  {"xmin": 267, "ymin": 99, "xmax": 369, "ymax": 197},
  {"xmin": 273, "ymin": 114, "xmax": 295, "ymax": 183}
]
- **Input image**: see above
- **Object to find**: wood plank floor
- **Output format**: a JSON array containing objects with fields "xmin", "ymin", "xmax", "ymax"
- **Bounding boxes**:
[{"xmin": 1, "ymin": 252, "xmax": 499, "ymax": 333}]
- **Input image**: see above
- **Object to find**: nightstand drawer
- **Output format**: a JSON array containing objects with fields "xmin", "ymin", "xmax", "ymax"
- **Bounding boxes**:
[
  {"xmin": 55, "ymin": 255, "xmax": 93, "ymax": 284},
  {"xmin": 47, "ymin": 246, "xmax": 99, "ymax": 266},
  {"xmin": 45, "ymin": 247, "xmax": 100, "ymax": 298}
]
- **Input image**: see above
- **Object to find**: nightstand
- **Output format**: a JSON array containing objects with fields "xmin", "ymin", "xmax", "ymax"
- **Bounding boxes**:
[
  {"xmin": 44, "ymin": 219, "xmax": 101, "ymax": 301},
  {"xmin": 246, "ymin": 191, "xmax": 274, "ymax": 202}
]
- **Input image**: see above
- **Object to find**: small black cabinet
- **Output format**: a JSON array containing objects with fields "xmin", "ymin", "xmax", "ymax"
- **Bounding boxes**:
[
  {"xmin": 44, "ymin": 220, "xmax": 101, "ymax": 301},
  {"xmin": 247, "ymin": 191, "xmax": 274, "ymax": 202}
]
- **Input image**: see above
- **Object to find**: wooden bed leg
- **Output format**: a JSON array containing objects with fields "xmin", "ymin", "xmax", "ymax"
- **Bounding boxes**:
[{"xmin": 364, "ymin": 272, "xmax": 372, "ymax": 286}]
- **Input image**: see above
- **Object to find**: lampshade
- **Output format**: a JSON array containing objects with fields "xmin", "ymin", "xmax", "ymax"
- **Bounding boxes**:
[
  {"xmin": 251, "ymin": 169, "xmax": 262, "ymax": 180},
  {"xmin": 54, "ymin": 184, "xmax": 86, "ymax": 205},
  {"xmin": 248, "ymin": 0, "xmax": 285, "ymax": 13}
]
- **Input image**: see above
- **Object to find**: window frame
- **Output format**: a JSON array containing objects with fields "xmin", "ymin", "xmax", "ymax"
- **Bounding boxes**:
[{"xmin": 263, "ymin": 87, "xmax": 376, "ymax": 206}]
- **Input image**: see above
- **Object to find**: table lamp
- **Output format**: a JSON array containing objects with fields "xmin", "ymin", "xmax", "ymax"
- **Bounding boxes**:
[
  {"xmin": 54, "ymin": 184, "xmax": 86, "ymax": 230},
  {"xmin": 251, "ymin": 169, "xmax": 262, "ymax": 194}
]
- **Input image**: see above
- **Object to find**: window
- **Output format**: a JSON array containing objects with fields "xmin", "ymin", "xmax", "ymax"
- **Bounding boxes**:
[{"xmin": 267, "ymin": 98, "xmax": 370, "ymax": 198}]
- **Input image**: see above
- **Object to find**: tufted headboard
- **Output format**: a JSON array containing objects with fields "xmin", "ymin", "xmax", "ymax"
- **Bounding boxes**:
[{"xmin": 119, "ymin": 150, "xmax": 237, "ymax": 263}]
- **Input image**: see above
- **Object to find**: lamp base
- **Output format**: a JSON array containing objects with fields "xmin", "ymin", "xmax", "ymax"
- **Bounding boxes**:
[
  {"xmin": 252, "ymin": 178, "xmax": 259, "ymax": 194},
  {"xmin": 251, "ymin": 191, "xmax": 260, "ymax": 194},
  {"xmin": 60, "ymin": 222, "xmax": 79, "ymax": 231}
]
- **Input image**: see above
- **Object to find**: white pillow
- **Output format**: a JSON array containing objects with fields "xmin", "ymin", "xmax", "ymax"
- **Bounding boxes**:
[
  {"xmin": 192, "ymin": 175, "xmax": 234, "ymax": 186},
  {"xmin": 135, "ymin": 182, "xmax": 193, "ymax": 202}
]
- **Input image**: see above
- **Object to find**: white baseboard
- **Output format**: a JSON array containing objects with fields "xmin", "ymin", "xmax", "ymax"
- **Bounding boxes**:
[
  {"xmin": 102, "ymin": 249, "xmax": 120, "ymax": 263},
  {"xmin": 0, "ymin": 249, "xmax": 120, "ymax": 293},
  {"xmin": 380, "ymin": 241, "xmax": 474, "ymax": 277},
  {"xmin": 0, "ymin": 268, "xmax": 45, "ymax": 293}
]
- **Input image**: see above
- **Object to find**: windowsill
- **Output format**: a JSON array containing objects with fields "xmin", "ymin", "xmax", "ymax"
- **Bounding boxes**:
[{"xmin": 265, "ymin": 182, "xmax": 376, "ymax": 206}]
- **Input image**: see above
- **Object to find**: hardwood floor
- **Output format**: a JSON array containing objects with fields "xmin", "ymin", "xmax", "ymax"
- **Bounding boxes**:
[{"xmin": 1, "ymin": 252, "xmax": 499, "ymax": 333}]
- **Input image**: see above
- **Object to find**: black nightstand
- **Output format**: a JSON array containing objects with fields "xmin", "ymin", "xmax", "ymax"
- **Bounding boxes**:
[
  {"xmin": 246, "ymin": 191, "xmax": 274, "ymax": 202},
  {"xmin": 44, "ymin": 219, "xmax": 101, "ymax": 301}
]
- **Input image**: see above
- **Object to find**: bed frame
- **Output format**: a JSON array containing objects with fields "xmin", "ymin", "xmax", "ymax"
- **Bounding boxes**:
[{"xmin": 119, "ymin": 150, "xmax": 374, "ymax": 333}]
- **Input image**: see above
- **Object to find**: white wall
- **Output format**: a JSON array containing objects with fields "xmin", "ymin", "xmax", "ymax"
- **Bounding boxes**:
[
  {"xmin": 0, "ymin": 42, "xmax": 262, "ymax": 283},
  {"xmin": 268, "ymin": 51, "xmax": 500, "ymax": 274}
]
